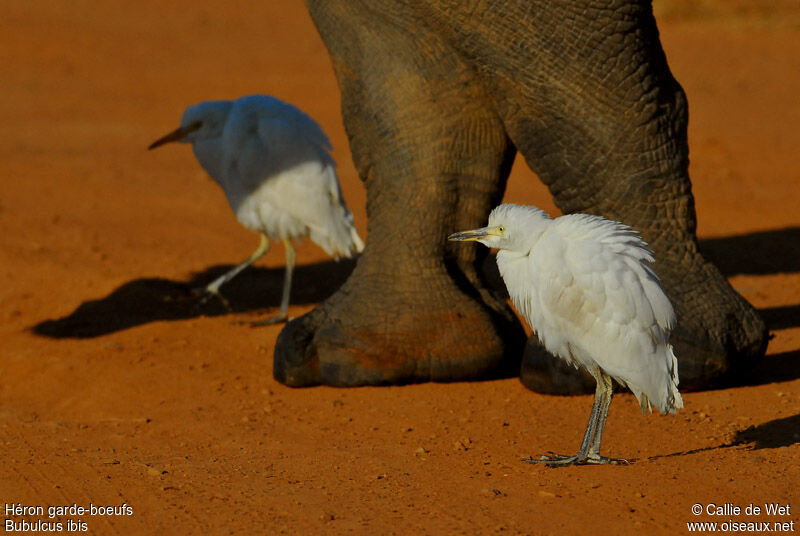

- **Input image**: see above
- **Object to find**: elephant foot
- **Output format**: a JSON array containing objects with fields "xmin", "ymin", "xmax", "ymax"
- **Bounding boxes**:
[
  {"xmin": 520, "ymin": 251, "xmax": 769, "ymax": 395},
  {"xmin": 520, "ymin": 340, "xmax": 595, "ymax": 395},
  {"xmin": 274, "ymin": 266, "xmax": 526, "ymax": 387},
  {"xmin": 662, "ymin": 258, "xmax": 768, "ymax": 390}
]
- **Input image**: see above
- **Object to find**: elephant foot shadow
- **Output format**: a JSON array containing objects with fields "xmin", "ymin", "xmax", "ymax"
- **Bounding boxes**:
[
  {"xmin": 737, "ymin": 349, "xmax": 800, "ymax": 386},
  {"xmin": 32, "ymin": 259, "xmax": 356, "ymax": 339},
  {"xmin": 699, "ymin": 226, "xmax": 800, "ymax": 277}
]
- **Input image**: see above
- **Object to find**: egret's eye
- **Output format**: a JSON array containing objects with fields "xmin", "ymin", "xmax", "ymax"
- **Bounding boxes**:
[{"xmin": 498, "ymin": 226, "xmax": 506, "ymax": 233}]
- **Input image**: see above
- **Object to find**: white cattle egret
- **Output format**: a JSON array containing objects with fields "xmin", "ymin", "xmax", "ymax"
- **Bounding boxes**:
[
  {"xmin": 449, "ymin": 203, "xmax": 682, "ymax": 466},
  {"xmin": 149, "ymin": 95, "xmax": 364, "ymax": 323}
]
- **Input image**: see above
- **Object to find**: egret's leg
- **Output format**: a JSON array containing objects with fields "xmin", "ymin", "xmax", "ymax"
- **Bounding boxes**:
[
  {"xmin": 588, "ymin": 372, "xmax": 615, "ymax": 457},
  {"xmin": 523, "ymin": 368, "xmax": 628, "ymax": 467},
  {"xmin": 523, "ymin": 372, "xmax": 604, "ymax": 466},
  {"xmin": 251, "ymin": 238, "xmax": 295, "ymax": 326},
  {"xmin": 578, "ymin": 371, "xmax": 628, "ymax": 465},
  {"xmin": 196, "ymin": 233, "xmax": 270, "ymax": 308},
  {"xmin": 575, "ymin": 375, "xmax": 605, "ymax": 457}
]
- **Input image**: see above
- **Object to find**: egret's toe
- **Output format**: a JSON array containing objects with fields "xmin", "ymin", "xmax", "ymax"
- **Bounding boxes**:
[
  {"xmin": 250, "ymin": 313, "xmax": 290, "ymax": 326},
  {"xmin": 522, "ymin": 453, "xmax": 583, "ymax": 466},
  {"xmin": 192, "ymin": 286, "xmax": 232, "ymax": 311},
  {"xmin": 522, "ymin": 452, "xmax": 629, "ymax": 467}
]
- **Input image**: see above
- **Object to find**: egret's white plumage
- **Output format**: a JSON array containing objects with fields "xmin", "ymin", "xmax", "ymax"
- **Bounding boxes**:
[
  {"xmin": 149, "ymin": 95, "xmax": 364, "ymax": 322},
  {"xmin": 449, "ymin": 203, "xmax": 682, "ymax": 466}
]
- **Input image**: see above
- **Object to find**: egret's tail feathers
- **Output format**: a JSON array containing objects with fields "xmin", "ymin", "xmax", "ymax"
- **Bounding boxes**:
[
  {"xmin": 351, "ymin": 227, "xmax": 365, "ymax": 254},
  {"xmin": 633, "ymin": 395, "xmax": 652, "ymax": 416},
  {"xmin": 669, "ymin": 344, "xmax": 684, "ymax": 412},
  {"xmin": 630, "ymin": 343, "xmax": 682, "ymax": 415},
  {"xmin": 656, "ymin": 344, "xmax": 683, "ymax": 414},
  {"xmin": 308, "ymin": 218, "xmax": 363, "ymax": 260}
]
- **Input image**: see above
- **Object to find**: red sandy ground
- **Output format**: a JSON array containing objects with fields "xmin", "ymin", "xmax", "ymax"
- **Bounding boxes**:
[{"xmin": 1, "ymin": 2, "xmax": 798, "ymax": 534}]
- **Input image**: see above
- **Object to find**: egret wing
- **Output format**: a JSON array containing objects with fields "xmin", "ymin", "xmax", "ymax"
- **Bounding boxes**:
[
  {"xmin": 245, "ymin": 94, "xmax": 332, "ymax": 152},
  {"xmin": 541, "ymin": 216, "xmax": 674, "ymax": 374},
  {"xmin": 252, "ymin": 107, "xmax": 358, "ymax": 257}
]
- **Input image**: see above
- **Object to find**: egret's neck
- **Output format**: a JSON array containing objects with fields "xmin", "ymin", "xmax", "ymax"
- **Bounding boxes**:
[
  {"xmin": 495, "ymin": 248, "xmax": 530, "ymax": 281},
  {"xmin": 192, "ymin": 139, "xmax": 225, "ymax": 186}
]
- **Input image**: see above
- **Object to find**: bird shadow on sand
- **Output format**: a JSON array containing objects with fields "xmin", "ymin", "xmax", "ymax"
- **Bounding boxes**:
[
  {"xmin": 646, "ymin": 412, "xmax": 800, "ymax": 461},
  {"xmin": 31, "ymin": 259, "xmax": 356, "ymax": 339}
]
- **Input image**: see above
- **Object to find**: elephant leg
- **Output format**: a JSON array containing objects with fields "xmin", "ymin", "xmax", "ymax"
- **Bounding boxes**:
[
  {"xmin": 422, "ymin": 1, "xmax": 767, "ymax": 391},
  {"xmin": 274, "ymin": 1, "xmax": 526, "ymax": 386}
]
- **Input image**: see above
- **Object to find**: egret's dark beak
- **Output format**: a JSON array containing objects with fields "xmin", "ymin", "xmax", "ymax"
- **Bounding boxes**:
[
  {"xmin": 448, "ymin": 227, "xmax": 490, "ymax": 242},
  {"xmin": 148, "ymin": 121, "xmax": 202, "ymax": 150}
]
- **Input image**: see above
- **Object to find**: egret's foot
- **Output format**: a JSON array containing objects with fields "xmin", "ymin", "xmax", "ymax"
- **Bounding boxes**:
[
  {"xmin": 522, "ymin": 452, "xmax": 629, "ymax": 467},
  {"xmin": 273, "ymin": 264, "xmax": 526, "ymax": 387},
  {"xmin": 191, "ymin": 286, "xmax": 232, "ymax": 312}
]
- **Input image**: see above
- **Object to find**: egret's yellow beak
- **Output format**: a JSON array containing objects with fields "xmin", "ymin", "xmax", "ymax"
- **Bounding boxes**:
[
  {"xmin": 448, "ymin": 226, "xmax": 501, "ymax": 242},
  {"xmin": 148, "ymin": 121, "xmax": 202, "ymax": 150}
]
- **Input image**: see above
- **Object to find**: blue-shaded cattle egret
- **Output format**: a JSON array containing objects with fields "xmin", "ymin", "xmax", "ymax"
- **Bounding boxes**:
[
  {"xmin": 449, "ymin": 204, "xmax": 683, "ymax": 466},
  {"xmin": 149, "ymin": 95, "xmax": 364, "ymax": 323}
]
